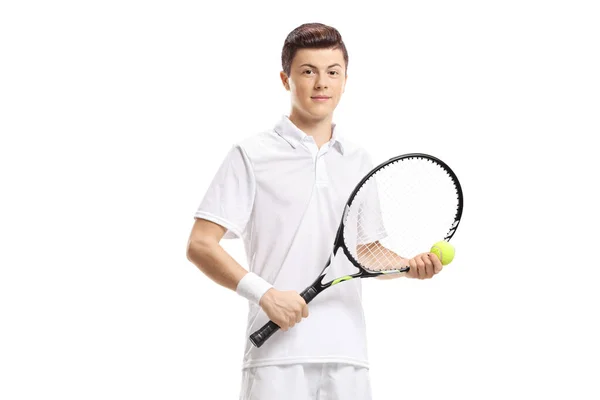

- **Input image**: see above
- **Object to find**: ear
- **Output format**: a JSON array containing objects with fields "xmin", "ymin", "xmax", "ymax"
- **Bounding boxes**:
[{"xmin": 280, "ymin": 71, "xmax": 290, "ymax": 91}]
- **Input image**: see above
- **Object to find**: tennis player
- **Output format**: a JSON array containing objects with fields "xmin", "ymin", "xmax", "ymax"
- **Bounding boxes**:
[{"xmin": 186, "ymin": 22, "xmax": 442, "ymax": 400}]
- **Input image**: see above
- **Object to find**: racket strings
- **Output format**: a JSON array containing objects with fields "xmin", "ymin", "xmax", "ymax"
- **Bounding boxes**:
[
  {"xmin": 344, "ymin": 157, "xmax": 460, "ymax": 272},
  {"xmin": 355, "ymin": 241, "xmax": 403, "ymax": 272}
]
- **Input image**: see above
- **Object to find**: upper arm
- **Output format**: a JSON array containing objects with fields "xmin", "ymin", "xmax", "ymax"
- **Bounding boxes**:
[
  {"xmin": 187, "ymin": 217, "xmax": 227, "ymax": 250},
  {"xmin": 192, "ymin": 145, "xmax": 256, "ymax": 240}
]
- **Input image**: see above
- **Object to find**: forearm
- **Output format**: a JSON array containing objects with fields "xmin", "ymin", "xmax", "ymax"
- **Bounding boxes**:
[
  {"xmin": 186, "ymin": 239, "xmax": 248, "ymax": 291},
  {"xmin": 356, "ymin": 242, "xmax": 407, "ymax": 280},
  {"xmin": 375, "ymin": 272, "xmax": 404, "ymax": 280}
]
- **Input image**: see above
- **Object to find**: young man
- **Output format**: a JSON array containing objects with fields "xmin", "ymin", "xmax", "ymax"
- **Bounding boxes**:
[{"xmin": 186, "ymin": 23, "xmax": 442, "ymax": 400}]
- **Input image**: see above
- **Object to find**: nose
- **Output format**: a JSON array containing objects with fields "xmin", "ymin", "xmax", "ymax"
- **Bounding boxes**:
[{"xmin": 315, "ymin": 74, "xmax": 328, "ymax": 90}]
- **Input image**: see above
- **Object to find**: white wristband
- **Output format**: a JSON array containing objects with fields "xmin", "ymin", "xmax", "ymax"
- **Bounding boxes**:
[{"xmin": 236, "ymin": 272, "xmax": 273, "ymax": 305}]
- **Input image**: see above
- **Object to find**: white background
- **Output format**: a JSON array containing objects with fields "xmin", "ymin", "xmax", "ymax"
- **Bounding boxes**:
[{"xmin": 1, "ymin": 0, "xmax": 599, "ymax": 399}]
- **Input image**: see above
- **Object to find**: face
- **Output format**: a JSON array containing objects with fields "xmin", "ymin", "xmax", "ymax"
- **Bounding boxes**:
[{"xmin": 280, "ymin": 48, "xmax": 347, "ymax": 121}]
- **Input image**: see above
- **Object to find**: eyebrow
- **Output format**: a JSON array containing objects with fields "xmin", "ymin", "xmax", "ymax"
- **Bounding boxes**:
[{"xmin": 299, "ymin": 63, "xmax": 343, "ymax": 69}]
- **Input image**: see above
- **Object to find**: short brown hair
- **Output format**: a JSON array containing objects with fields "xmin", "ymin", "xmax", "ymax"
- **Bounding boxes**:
[{"xmin": 281, "ymin": 23, "xmax": 348, "ymax": 77}]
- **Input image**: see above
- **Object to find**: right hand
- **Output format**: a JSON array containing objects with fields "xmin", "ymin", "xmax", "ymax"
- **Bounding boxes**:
[{"xmin": 259, "ymin": 288, "xmax": 309, "ymax": 331}]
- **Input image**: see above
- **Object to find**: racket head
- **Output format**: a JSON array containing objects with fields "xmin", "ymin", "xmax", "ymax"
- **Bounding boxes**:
[
  {"xmin": 249, "ymin": 153, "xmax": 463, "ymax": 348},
  {"xmin": 338, "ymin": 153, "xmax": 463, "ymax": 274}
]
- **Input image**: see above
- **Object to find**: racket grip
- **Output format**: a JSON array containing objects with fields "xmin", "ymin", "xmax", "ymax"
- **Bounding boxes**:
[
  {"xmin": 249, "ymin": 321, "xmax": 280, "ymax": 348},
  {"xmin": 249, "ymin": 285, "xmax": 320, "ymax": 348},
  {"xmin": 300, "ymin": 286, "xmax": 319, "ymax": 303}
]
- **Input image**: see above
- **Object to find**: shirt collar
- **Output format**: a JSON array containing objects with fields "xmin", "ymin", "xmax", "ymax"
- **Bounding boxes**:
[{"xmin": 274, "ymin": 115, "xmax": 345, "ymax": 155}]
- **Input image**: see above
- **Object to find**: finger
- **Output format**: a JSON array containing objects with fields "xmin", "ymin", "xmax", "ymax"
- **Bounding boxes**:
[
  {"xmin": 422, "ymin": 254, "xmax": 434, "ymax": 278},
  {"xmin": 415, "ymin": 256, "xmax": 426, "ymax": 279},
  {"xmin": 302, "ymin": 305, "xmax": 309, "ymax": 318},
  {"xmin": 405, "ymin": 261, "xmax": 413, "ymax": 278},
  {"xmin": 297, "ymin": 293, "xmax": 307, "ymax": 305},
  {"xmin": 429, "ymin": 253, "xmax": 443, "ymax": 274},
  {"xmin": 409, "ymin": 258, "xmax": 418, "ymax": 279},
  {"xmin": 406, "ymin": 258, "xmax": 417, "ymax": 278}
]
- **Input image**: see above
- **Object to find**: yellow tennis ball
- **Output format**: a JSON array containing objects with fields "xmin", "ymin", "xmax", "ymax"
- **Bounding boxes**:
[{"xmin": 430, "ymin": 241, "xmax": 455, "ymax": 265}]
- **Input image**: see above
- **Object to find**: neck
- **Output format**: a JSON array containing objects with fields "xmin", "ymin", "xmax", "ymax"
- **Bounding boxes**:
[{"xmin": 288, "ymin": 111, "xmax": 333, "ymax": 148}]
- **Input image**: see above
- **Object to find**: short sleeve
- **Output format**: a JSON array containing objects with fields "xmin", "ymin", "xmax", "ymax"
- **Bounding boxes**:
[
  {"xmin": 194, "ymin": 145, "xmax": 255, "ymax": 239},
  {"xmin": 356, "ymin": 179, "xmax": 387, "ymax": 245},
  {"xmin": 356, "ymin": 154, "xmax": 387, "ymax": 245}
]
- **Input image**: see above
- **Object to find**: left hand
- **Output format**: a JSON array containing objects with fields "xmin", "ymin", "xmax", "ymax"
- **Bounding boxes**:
[{"xmin": 405, "ymin": 252, "xmax": 443, "ymax": 280}]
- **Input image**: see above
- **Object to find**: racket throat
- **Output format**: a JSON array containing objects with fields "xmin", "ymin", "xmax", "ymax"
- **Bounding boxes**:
[{"xmin": 300, "ymin": 246, "xmax": 339, "ymax": 303}]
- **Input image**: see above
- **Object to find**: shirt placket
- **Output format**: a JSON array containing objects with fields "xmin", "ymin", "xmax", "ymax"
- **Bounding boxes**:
[
  {"xmin": 315, "ymin": 145, "xmax": 329, "ymax": 187},
  {"xmin": 303, "ymin": 138, "xmax": 330, "ymax": 187}
]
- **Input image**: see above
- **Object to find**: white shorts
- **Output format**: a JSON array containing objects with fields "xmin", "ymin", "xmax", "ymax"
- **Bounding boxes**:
[{"xmin": 239, "ymin": 363, "xmax": 372, "ymax": 400}]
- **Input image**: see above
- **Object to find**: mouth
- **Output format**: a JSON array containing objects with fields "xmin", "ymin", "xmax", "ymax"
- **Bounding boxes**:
[{"xmin": 311, "ymin": 96, "xmax": 331, "ymax": 102}]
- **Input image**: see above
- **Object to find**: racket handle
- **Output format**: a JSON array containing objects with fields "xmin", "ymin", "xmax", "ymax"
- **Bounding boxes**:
[
  {"xmin": 300, "ymin": 286, "xmax": 319, "ymax": 303},
  {"xmin": 249, "ymin": 321, "xmax": 279, "ymax": 348},
  {"xmin": 249, "ymin": 285, "xmax": 321, "ymax": 348}
]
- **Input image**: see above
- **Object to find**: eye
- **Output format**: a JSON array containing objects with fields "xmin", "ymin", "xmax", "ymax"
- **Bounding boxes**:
[
  {"xmin": 329, "ymin": 70, "xmax": 340, "ymax": 76},
  {"xmin": 303, "ymin": 69, "xmax": 314, "ymax": 75}
]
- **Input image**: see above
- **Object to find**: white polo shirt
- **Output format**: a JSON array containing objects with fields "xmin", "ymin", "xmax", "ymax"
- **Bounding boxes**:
[{"xmin": 194, "ymin": 115, "xmax": 375, "ymax": 369}]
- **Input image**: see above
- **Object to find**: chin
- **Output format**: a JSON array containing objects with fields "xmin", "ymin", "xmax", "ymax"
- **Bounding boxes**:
[
  {"xmin": 307, "ymin": 105, "xmax": 335, "ymax": 116},
  {"xmin": 293, "ymin": 103, "xmax": 335, "ymax": 120},
  {"xmin": 308, "ymin": 110, "xmax": 333, "ymax": 120}
]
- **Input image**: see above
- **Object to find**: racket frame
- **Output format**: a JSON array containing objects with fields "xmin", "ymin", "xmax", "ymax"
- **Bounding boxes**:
[{"xmin": 249, "ymin": 153, "xmax": 463, "ymax": 347}]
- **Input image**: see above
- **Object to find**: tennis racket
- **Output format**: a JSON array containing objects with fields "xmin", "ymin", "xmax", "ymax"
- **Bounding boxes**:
[{"xmin": 249, "ymin": 153, "xmax": 463, "ymax": 348}]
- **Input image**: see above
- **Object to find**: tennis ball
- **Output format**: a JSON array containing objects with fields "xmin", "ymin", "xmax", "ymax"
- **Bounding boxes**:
[{"xmin": 430, "ymin": 241, "xmax": 455, "ymax": 265}]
